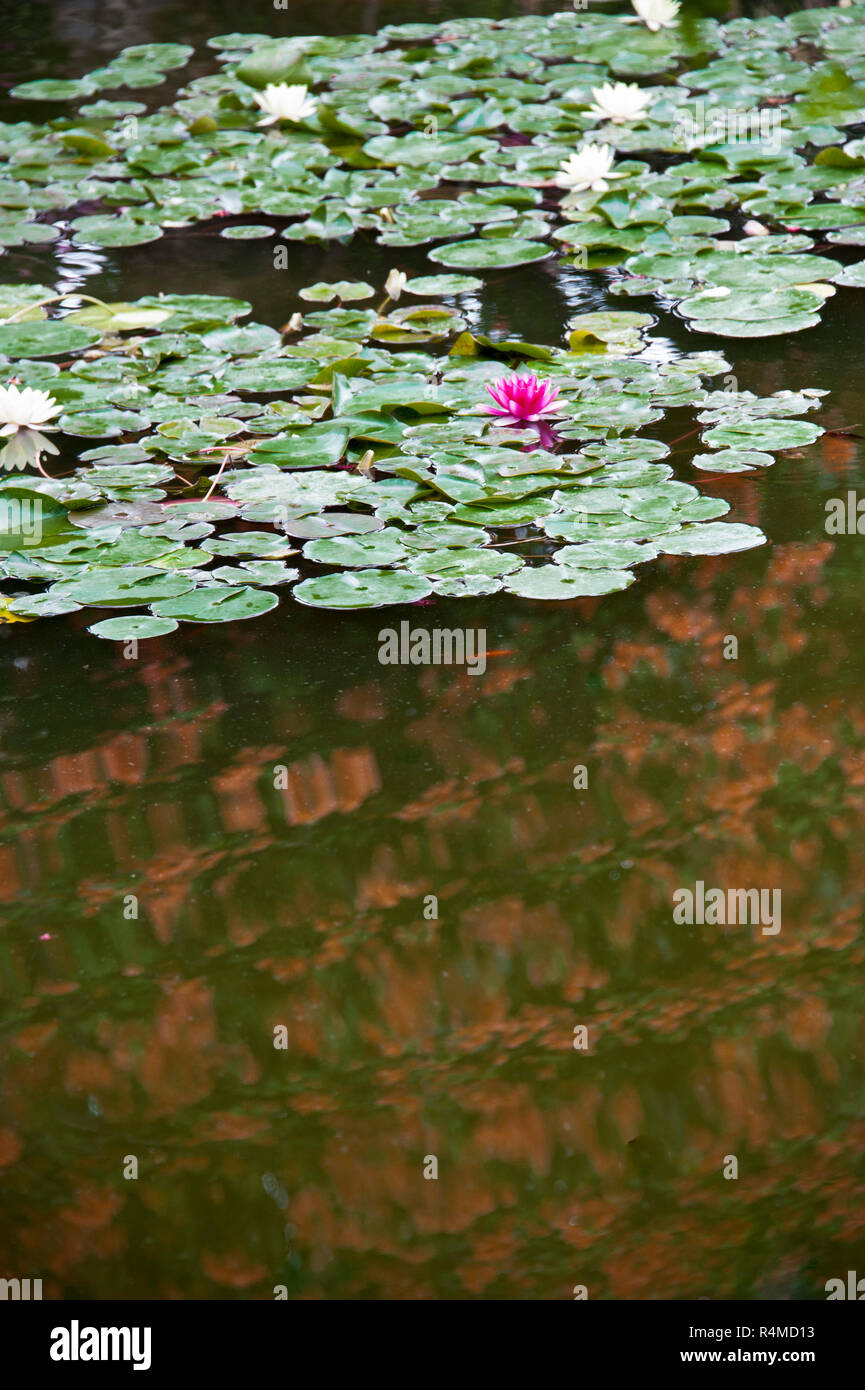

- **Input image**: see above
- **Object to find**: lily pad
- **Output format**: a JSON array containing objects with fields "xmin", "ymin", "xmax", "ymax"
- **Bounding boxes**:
[
  {"xmin": 200, "ymin": 531, "xmax": 296, "ymax": 557},
  {"xmin": 404, "ymin": 547, "xmax": 523, "ymax": 577},
  {"xmin": 303, "ymin": 529, "xmax": 409, "ymax": 567},
  {"xmin": 432, "ymin": 574, "xmax": 502, "ymax": 596},
  {"xmin": 11, "ymin": 78, "xmax": 96, "ymax": 99},
  {"xmin": 50, "ymin": 568, "xmax": 195, "ymax": 606},
  {"xmin": 299, "ymin": 281, "xmax": 375, "ymax": 302},
  {"xmin": 656, "ymin": 523, "xmax": 767, "ymax": 555},
  {"xmin": 219, "ymin": 224, "xmax": 276, "ymax": 240},
  {"xmin": 692, "ymin": 449, "xmax": 775, "ymax": 473},
  {"xmin": 6, "ymin": 592, "xmax": 83, "ymax": 617},
  {"xmin": 249, "ymin": 426, "xmax": 348, "ymax": 468},
  {"xmin": 210, "ymin": 561, "xmax": 298, "ymax": 586},
  {"xmin": 88, "ymin": 614, "xmax": 180, "ymax": 640},
  {"xmin": 278, "ymin": 513, "xmax": 385, "ymax": 539},
  {"xmin": 70, "ymin": 216, "xmax": 164, "ymax": 248},
  {"xmin": 0, "ymin": 323, "xmax": 102, "ymax": 357},
  {"xmin": 69, "ymin": 502, "xmax": 168, "ymax": 528},
  {"xmin": 553, "ymin": 540, "xmax": 659, "ymax": 568},
  {"xmin": 293, "ymin": 569, "xmax": 433, "ymax": 608},
  {"xmin": 149, "ymin": 585, "xmax": 280, "ymax": 622},
  {"xmin": 701, "ymin": 420, "xmax": 822, "ymax": 450},
  {"xmin": 430, "ymin": 238, "xmax": 553, "ymax": 269},
  {"xmin": 405, "ymin": 274, "xmax": 484, "ymax": 296},
  {"xmin": 505, "ymin": 566, "xmax": 635, "ymax": 600}
]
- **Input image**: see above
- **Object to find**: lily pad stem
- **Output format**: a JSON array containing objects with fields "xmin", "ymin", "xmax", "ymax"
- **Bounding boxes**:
[{"xmin": 4, "ymin": 292, "xmax": 114, "ymax": 325}]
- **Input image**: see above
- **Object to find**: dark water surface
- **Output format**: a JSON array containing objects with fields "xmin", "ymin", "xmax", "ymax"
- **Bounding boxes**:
[{"xmin": 1, "ymin": 0, "xmax": 864, "ymax": 1300}]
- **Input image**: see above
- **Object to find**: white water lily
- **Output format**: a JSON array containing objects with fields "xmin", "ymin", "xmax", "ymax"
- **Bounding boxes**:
[
  {"xmin": 0, "ymin": 384, "xmax": 60, "ymax": 436},
  {"xmin": 589, "ymin": 82, "xmax": 652, "ymax": 124},
  {"xmin": 631, "ymin": 0, "xmax": 681, "ymax": 31},
  {"xmin": 384, "ymin": 268, "xmax": 408, "ymax": 301},
  {"xmin": 555, "ymin": 144, "xmax": 624, "ymax": 194},
  {"xmin": 253, "ymin": 83, "xmax": 317, "ymax": 126}
]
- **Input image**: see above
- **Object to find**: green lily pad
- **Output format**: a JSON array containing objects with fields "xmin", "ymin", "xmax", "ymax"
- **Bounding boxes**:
[
  {"xmin": 692, "ymin": 449, "xmax": 775, "ymax": 473},
  {"xmin": 404, "ymin": 546, "xmax": 523, "ymax": 577},
  {"xmin": 210, "ymin": 561, "xmax": 298, "ymax": 586},
  {"xmin": 278, "ymin": 513, "xmax": 385, "ymax": 539},
  {"xmin": 219, "ymin": 224, "xmax": 276, "ymax": 240},
  {"xmin": 249, "ymin": 426, "xmax": 348, "ymax": 468},
  {"xmin": 303, "ymin": 529, "xmax": 409, "ymax": 567},
  {"xmin": 293, "ymin": 569, "xmax": 433, "ymax": 609},
  {"xmin": 829, "ymin": 260, "xmax": 865, "ymax": 288},
  {"xmin": 0, "ymin": 322, "xmax": 102, "ymax": 357},
  {"xmin": 553, "ymin": 540, "xmax": 659, "ymax": 568},
  {"xmin": 50, "ymin": 568, "xmax": 195, "ymax": 606},
  {"xmin": 64, "ymin": 302, "xmax": 172, "ymax": 333},
  {"xmin": 150, "ymin": 585, "xmax": 280, "ymax": 622},
  {"xmin": 567, "ymin": 310, "xmax": 654, "ymax": 346},
  {"xmin": 701, "ymin": 420, "xmax": 822, "ymax": 450},
  {"xmin": 70, "ymin": 216, "xmax": 164, "ymax": 248},
  {"xmin": 657, "ymin": 523, "xmax": 767, "ymax": 555},
  {"xmin": 226, "ymin": 362, "xmax": 320, "ymax": 392},
  {"xmin": 69, "ymin": 502, "xmax": 167, "ymax": 528},
  {"xmin": 432, "ymin": 574, "xmax": 502, "ymax": 596},
  {"xmin": 6, "ymin": 592, "xmax": 83, "ymax": 617},
  {"xmin": 11, "ymin": 78, "xmax": 96, "ymax": 99},
  {"xmin": 430, "ymin": 238, "xmax": 553, "ymax": 269},
  {"xmin": 88, "ymin": 614, "xmax": 180, "ymax": 640},
  {"xmin": 505, "ymin": 566, "xmax": 635, "ymax": 599},
  {"xmin": 299, "ymin": 281, "xmax": 375, "ymax": 302},
  {"xmin": 162, "ymin": 501, "xmax": 239, "ymax": 521},
  {"xmin": 452, "ymin": 500, "xmax": 556, "ymax": 527},
  {"xmin": 405, "ymin": 274, "xmax": 484, "ymax": 296},
  {"xmin": 200, "ymin": 531, "xmax": 296, "ymax": 557},
  {"xmin": 137, "ymin": 294, "xmax": 252, "ymax": 330},
  {"xmin": 59, "ymin": 409, "xmax": 149, "ymax": 437}
]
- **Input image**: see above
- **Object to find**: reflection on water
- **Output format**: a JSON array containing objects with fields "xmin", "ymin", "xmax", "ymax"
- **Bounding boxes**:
[
  {"xmin": 3, "ymin": 513, "xmax": 865, "ymax": 1298},
  {"xmin": 1, "ymin": 0, "xmax": 865, "ymax": 1301}
]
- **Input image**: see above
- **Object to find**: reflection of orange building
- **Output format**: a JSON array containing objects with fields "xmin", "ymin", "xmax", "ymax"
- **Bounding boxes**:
[{"xmin": 1, "ymin": 535, "xmax": 864, "ymax": 1299}]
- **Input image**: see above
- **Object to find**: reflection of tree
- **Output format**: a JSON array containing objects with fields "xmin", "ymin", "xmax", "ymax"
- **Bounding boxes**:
[
  {"xmin": 8, "ymin": 0, "xmax": 568, "ymax": 77},
  {"xmin": 1, "ymin": 519, "xmax": 864, "ymax": 1298}
]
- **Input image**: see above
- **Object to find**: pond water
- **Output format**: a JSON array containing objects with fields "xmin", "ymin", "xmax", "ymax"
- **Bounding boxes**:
[{"xmin": 1, "ymin": 0, "xmax": 864, "ymax": 1300}]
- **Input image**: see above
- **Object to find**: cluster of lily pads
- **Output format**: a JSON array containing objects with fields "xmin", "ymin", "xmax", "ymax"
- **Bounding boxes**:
[
  {"xmin": 0, "ymin": 278, "xmax": 824, "ymax": 635},
  {"xmin": 2, "ymin": 7, "xmax": 865, "ymax": 335},
  {"xmin": 1, "ymin": 2, "xmax": 859, "ymax": 634}
]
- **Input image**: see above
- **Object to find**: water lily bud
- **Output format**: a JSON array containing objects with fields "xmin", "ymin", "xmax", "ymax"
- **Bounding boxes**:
[{"xmin": 384, "ymin": 268, "xmax": 408, "ymax": 301}]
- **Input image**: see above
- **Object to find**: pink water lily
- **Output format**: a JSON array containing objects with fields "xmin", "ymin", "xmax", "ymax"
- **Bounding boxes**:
[{"xmin": 484, "ymin": 372, "xmax": 561, "ymax": 424}]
